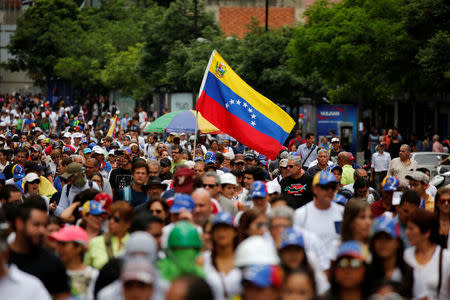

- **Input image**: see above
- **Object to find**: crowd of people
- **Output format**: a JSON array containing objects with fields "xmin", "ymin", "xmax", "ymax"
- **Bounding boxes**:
[{"xmin": 0, "ymin": 95, "xmax": 449, "ymax": 300}]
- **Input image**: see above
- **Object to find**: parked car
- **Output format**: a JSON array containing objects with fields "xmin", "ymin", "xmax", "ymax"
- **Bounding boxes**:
[{"xmin": 411, "ymin": 152, "xmax": 450, "ymax": 177}]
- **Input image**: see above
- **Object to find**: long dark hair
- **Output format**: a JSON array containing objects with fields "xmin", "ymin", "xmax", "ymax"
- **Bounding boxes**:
[
  {"xmin": 237, "ymin": 208, "xmax": 264, "ymax": 242},
  {"xmin": 284, "ymin": 267, "xmax": 317, "ymax": 298},
  {"xmin": 368, "ymin": 233, "xmax": 414, "ymax": 298},
  {"xmin": 211, "ymin": 223, "xmax": 238, "ymax": 271},
  {"xmin": 341, "ymin": 200, "xmax": 371, "ymax": 242},
  {"xmin": 329, "ymin": 257, "xmax": 370, "ymax": 299}
]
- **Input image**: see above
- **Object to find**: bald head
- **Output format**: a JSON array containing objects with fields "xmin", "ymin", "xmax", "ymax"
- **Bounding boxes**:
[
  {"xmin": 192, "ymin": 188, "xmax": 212, "ymax": 227},
  {"xmin": 337, "ymin": 152, "xmax": 352, "ymax": 166}
]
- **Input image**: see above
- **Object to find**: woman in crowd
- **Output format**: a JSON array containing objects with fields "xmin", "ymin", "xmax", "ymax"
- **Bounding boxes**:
[
  {"xmin": 79, "ymin": 200, "xmax": 108, "ymax": 241},
  {"xmin": 89, "ymin": 172, "xmax": 107, "ymax": 195},
  {"xmin": 147, "ymin": 198, "xmax": 169, "ymax": 224},
  {"xmin": 154, "ymin": 142, "xmax": 167, "ymax": 159},
  {"xmin": 84, "ymin": 201, "xmax": 133, "ymax": 270},
  {"xmin": 435, "ymin": 187, "xmax": 450, "ymax": 248},
  {"xmin": 50, "ymin": 226, "xmax": 99, "ymax": 300},
  {"xmin": 368, "ymin": 216, "xmax": 428, "ymax": 300},
  {"xmin": 282, "ymin": 268, "xmax": 317, "ymax": 300},
  {"xmin": 404, "ymin": 209, "xmax": 450, "ymax": 299},
  {"xmin": 23, "ymin": 173, "xmax": 49, "ymax": 207},
  {"xmin": 237, "ymin": 208, "xmax": 267, "ymax": 242},
  {"xmin": 200, "ymin": 212, "xmax": 241, "ymax": 300},
  {"xmin": 326, "ymin": 241, "xmax": 369, "ymax": 300}
]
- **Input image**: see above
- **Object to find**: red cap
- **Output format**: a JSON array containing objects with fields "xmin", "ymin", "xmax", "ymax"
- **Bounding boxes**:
[
  {"xmin": 94, "ymin": 192, "xmax": 113, "ymax": 210},
  {"xmin": 173, "ymin": 167, "xmax": 195, "ymax": 194},
  {"xmin": 49, "ymin": 226, "xmax": 89, "ymax": 248}
]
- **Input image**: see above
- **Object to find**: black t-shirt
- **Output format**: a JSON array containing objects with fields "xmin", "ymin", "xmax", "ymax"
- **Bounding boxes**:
[
  {"xmin": 3, "ymin": 163, "xmax": 14, "ymax": 180},
  {"xmin": 109, "ymin": 167, "xmax": 132, "ymax": 191},
  {"xmin": 280, "ymin": 174, "xmax": 314, "ymax": 209},
  {"xmin": 8, "ymin": 247, "xmax": 70, "ymax": 295}
]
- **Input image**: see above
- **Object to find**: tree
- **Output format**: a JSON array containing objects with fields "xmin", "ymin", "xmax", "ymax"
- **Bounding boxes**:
[
  {"xmin": 5, "ymin": 0, "xmax": 81, "ymax": 86},
  {"xmin": 288, "ymin": 0, "xmax": 417, "ymax": 103}
]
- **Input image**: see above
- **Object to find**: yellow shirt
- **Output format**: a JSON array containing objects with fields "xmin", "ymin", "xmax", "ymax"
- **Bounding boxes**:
[
  {"xmin": 21, "ymin": 175, "xmax": 57, "ymax": 198},
  {"xmin": 424, "ymin": 195, "xmax": 435, "ymax": 212},
  {"xmin": 84, "ymin": 233, "xmax": 129, "ymax": 270},
  {"xmin": 341, "ymin": 165, "xmax": 355, "ymax": 186}
]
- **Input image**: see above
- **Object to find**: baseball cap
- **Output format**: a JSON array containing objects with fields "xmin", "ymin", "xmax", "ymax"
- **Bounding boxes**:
[
  {"xmin": 121, "ymin": 257, "xmax": 156, "ymax": 285},
  {"xmin": 336, "ymin": 241, "xmax": 364, "ymax": 260},
  {"xmin": 204, "ymin": 151, "xmax": 216, "ymax": 164},
  {"xmin": 244, "ymin": 152, "xmax": 257, "ymax": 161},
  {"xmin": 234, "ymin": 154, "xmax": 245, "ymax": 163},
  {"xmin": 405, "ymin": 171, "xmax": 429, "ymax": 184},
  {"xmin": 250, "ymin": 181, "xmax": 267, "ymax": 198},
  {"xmin": 279, "ymin": 159, "xmax": 288, "ymax": 168},
  {"xmin": 170, "ymin": 194, "xmax": 195, "ymax": 213},
  {"xmin": 145, "ymin": 176, "xmax": 168, "ymax": 191},
  {"xmin": 257, "ymin": 154, "xmax": 267, "ymax": 166},
  {"xmin": 81, "ymin": 138, "xmax": 89, "ymax": 144},
  {"xmin": 331, "ymin": 137, "xmax": 340, "ymax": 143},
  {"xmin": 372, "ymin": 216, "xmax": 400, "ymax": 239},
  {"xmin": 382, "ymin": 176, "xmax": 400, "ymax": 191},
  {"xmin": 63, "ymin": 132, "xmax": 72, "ymax": 138},
  {"xmin": 313, "ymin": 171, "xmax": 338, "ymax": 186},
  {"xmin": 220, "ymin": 173, "xmax": 237, "ymax": 186},
  {"xmin": 94, "ymin": 193, "xmax": 113, "ymax": 210},
  {"xmin": 0, "ymin": 173, "xmax": 5, "ymax": 181},
  {"xmin": 83, "ymin": 148, "xmax": 92, "ymax": 154},
  {"xmin": 92, "ymin": 146, "xmax": 104, "ymax": 155},
  {"xmin": 173, "ymin": 167, "xmax": 195, "ymax": 194},
  {"xmin": 212, "ymin": 211, "xmax": 234, "ymax": 227},
  {"xmin": 24, "ymin": 172, "xmax": 40, "ymax": 183},
  {"xmin": 37, "ymin": 134, "xmax": 46, "ymax": 141},
  {"xmin": 160, "ymin": 158, "xmax": 171, "ymax": 168},
  {"xmin": 333, "ymin": 193, "xmax": 347, "ymax": 205},
  {"xmin": 31, "ymin": 145, "xmax": 42, "ymax": 152},
  {"xmin": 280, "ymin": 228, "xmax": 305, "ymax": 250},
  {"xmin": 242, "ymin": 265, "xmax": 283, "ymax": 289},
  {"xmin": 125, "ymin": 232, "xmax": 158, "ymax": 263},
  {"xmin": 81, "ymin": 200, "xmax": 107, "ymax": 216},
  {"xmin": 61, "ymin": 162, "xmax": 83, "ymax": 179},
  {"xmin": 49, "ymin": 226, "xmax": 89, "ymax": 248},
  {"xmin": 12, "ymin": 164, "xmax": 25, "ymax": 179},
  {"xmin": 266, "ymin": 181, "xmax": 281, "ymax": 195},
  {"xmin": 73, "ymin": 132, "xmax": 82, "ymax": 139}
]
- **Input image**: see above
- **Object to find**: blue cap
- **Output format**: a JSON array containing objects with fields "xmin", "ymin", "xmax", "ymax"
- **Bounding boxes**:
[
  {"xmin": 81, "ymin": 138, "xmax": 89, "ymax": 144},
  {"xmin": 194, "ymin": 156, "xmax": 203, "ymax": 162},
  {"xmin": 250, "ymin": 181, "xmax": 267, "ymax": 198},
  {"xmin": 333, "ymin": 193, "xmax": 347, "ymax": 205},
  {"xmin": 336, "ymin": 241, "xmax": 364, "ymax": 260},
  {"xmin": 0, "ymin": 173, "xmax": 5, "ymax": 180},
  {"xmin": 205, "ymin": 151, "xmax": 216, "ymax": 164},
  {"xmin": 313, "ymin": 171, "xmax": 337, "ymax": 186},
  {"xmin": 12, "ymin": 164, "xmax": 25, "ymax": 179},
  {"xmin": 170, "ymin": 194, "xmax": 195, "ymax": 213},
  {"xmin": 148, "ymin": 155, "xmax": 157, "ymax": 160},
  {"xmin": 372, "ymin": 216, "xmax": 400, "ymax": 238},
  {"xmin": 289, "ymin": 152, "xmax": 300, "ymax": 157},
  {"xmin": 382, "ymin": 176, "xmax": 399, "ymax": 191},
  {"xmin": 121, "ymin": 147, "xmax": 131, "ymax": 155},
  {"xmin": 212, "ymin": 211, "xmax": 234, "ymax": 227},
  {"xmin": 88, "ymin": 142, "xmax": 97, "ymax": 150},
  {"xmin": 83, "ymin": 148, "xmax": 92, "ymax": 154},
  {"xmin": 280, "ymin": 228, "xmax": 305, "ymax": 250},
  {"xmin": 257, "ymin": 154, "xmax": 267, "ymax": 166},
  {"xmin": 242, "ymin": 265, "xmax": 283, "ymax": 288},
  {"xmin": 81, "ymin": 200, "xmax": 107, "ymax": 216}
]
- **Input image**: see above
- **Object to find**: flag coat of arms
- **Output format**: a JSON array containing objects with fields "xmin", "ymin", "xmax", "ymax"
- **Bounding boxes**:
[{"xmin": 196, "ymin": 50, "xmax": 295, "ymax": 159}]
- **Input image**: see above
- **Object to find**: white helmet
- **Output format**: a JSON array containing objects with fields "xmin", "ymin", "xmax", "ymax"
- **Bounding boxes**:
[{"xmin": 234, "ymin": 236, "xmax": 280, "ymax": 267}]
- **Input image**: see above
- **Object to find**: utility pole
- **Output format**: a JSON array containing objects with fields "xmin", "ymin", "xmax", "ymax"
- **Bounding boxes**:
[{"xmin": 265, "ymin": 0, "xmax": 269, "ymax": 32}]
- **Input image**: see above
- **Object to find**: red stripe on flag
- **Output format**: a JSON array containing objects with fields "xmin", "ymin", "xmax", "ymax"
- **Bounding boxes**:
[{"xmin": 197, "ymin": 91, "xmax": 283, "ymax": 159}]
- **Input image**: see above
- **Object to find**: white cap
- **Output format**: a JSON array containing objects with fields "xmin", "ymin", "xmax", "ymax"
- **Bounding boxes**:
[
  {"xmin": 37, "ymin": 134, "xmax": 46, "ymax": 141},
  {"xmin": 184, "ymin": 160, "xmax": 195, "ymax": 169},
  {"xmin": 235, "ymin": 236, "xmax": 280, "ymax": 267},
  {"xmin": 0, "ymin": 122, "xmax": 6, "ymax": 127},
  {"xmin": 267, "ymin": 181, "xmax": 281, "ymax": 194},
  {"xmin": 24, "ymin": 173, "xmax": 40, "ymax": 183},
  {"xmin": 92, "ymin": 146, "xmax": 104, "ymax": 155},
  {"xmin": 34, "ymin": 127, "xmax": 42, "ymax": 132},
  {"xmin": 115, "ymin": 110, "xmax": 120, "ymax": 115},
  {"xmin": 331, "ymin": 137, "xmax": 340, "ymax": 143},
  {"xmin": 220, "ymin": 173, "xmax": 237, "ymax": 186},
  {"xmin": 0, "ymin": 134, "xmax": 5, "ymax": 139},
  {"xmin": 223, "ymin": 151, "xmax": 235, "ymax": 160},
  {"xmin": 63, "ymin": 132, "xmax": 72, "ymax": 138},
  {"xmin": 73, "ymin": 132, "xmax": 82, "ymax": 139}
]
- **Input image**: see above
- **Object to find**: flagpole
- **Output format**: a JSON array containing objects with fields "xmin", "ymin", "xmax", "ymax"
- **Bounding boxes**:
[{"xmin": 195, "ymin": 49, "xmax": 216, "ymax": 157}]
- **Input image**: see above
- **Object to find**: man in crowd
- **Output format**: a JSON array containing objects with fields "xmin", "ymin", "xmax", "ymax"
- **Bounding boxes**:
[
  {"xmin": 297, "ymin": 133, "xmax": 317, "ymax": 171},
  {"xmin": 386, "ymin": 144, "xmax": 418, "ymax": 188},
  {"xmin": 370, "ymin": 143, "xmax": 391, "ymax": 191},
  {"xmin": 280, "ymin": 156, "xmax": 313, "ymax": 209},
  {"xmin": 114, "ymin": 160, "xmax": 149, "ymax": 207}
]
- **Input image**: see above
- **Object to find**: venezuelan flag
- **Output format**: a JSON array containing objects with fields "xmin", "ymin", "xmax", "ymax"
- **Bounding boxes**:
[{"xmin": 196, "ymin": 50, "xmax": 295, "ymax": 159}]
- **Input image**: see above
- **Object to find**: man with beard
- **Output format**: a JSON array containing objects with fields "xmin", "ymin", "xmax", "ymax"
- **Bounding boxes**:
[{"xmin": 8, "ymin": 197, "xmax": 70, "ymax": 299}]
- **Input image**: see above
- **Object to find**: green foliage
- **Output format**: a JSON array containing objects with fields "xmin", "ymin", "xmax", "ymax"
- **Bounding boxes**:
[{"xmin": 5, "ymin": 0, "xmax": 81, "ymax": 85}]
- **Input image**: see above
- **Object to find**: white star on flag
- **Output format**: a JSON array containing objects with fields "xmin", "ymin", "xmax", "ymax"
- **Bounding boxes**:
[
  {"xmin": 230, "ymin": 100, "xmax": 234, "ymax": 104},
  {"xmin": 248, "ymin": 108, "xmax": 253, "ymax": 113},
  {"xmin": 251, "ymin": 121, "xmax": 256, "ymax": 126},
  {"xmin": 243, "ymin": 103, "xmax": 248, "ymax": 108},
  {"xmin": 225, "ymin": 103, "xmax": 229, "ymax": 109},
  {"xmin": 236, "ymin": 100, "xmax": 241, "ymax": 105},
  {"xmin": 251, "ymin": 114, "xmax": 256, "ymax": 119}
]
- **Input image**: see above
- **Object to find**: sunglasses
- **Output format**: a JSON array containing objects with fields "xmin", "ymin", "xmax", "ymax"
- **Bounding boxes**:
[
  {"xmin": 151, "ymin": 209, "xmax": 163, "ymax": 214},
  {"xmin": 203, "ymin": 184, "xmax": 217, "ymax": 188},
  {"xmin": 439, "ymin": 198, "xmax": 450, "ymax": 205},
  {"xmin": 236, "ymin": 162, "xmax": 245, "ymax": 166},
  {"xmin": 287, "ymin": 165, "xmax": 295, "ymax": 168},
  {"xmin": 29, "ymin": 180, "xmax": 40, "ymax": 184},
  {"xmin": 337, "ymin": 258, "xmax": 363, "ymax": 269},
  {"xmin": 318, "ymin": 184, "xmax": 338, "ymax": 191},
  {"xmin": 108, "ymin": 216, "xmax": 121, "ymax": 223}
]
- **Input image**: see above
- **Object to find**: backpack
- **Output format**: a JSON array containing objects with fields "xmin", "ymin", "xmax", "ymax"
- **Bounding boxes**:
[{"xmin": 66, "ymin": 180, "xmax": 94, "ymax": 197}]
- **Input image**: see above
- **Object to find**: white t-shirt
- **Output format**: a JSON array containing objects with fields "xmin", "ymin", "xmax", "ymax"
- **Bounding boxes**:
[
  {"xmin": 404, "ymin": 246, "xmax": 450, "ymax": 300},
  {"xmin": 293, "ymin": 201, "xmax": 344, "ymax": 259},
  {"xmin": 390, "ymin": 267, "xmax": 428, "ymax": 300},
  {"xmin": 426, "ymin": 184, "xmax": 437, "ymax": 197},
  {"xmin": 202, "ymin": 251, "xmax": 242, "ymax": 300}
]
